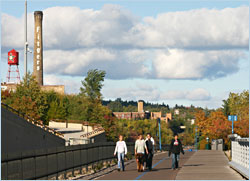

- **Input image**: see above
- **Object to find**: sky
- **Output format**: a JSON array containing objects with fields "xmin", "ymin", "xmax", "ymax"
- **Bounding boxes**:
[{"xmin": 1, "ymin": 0, "xmax": 249, "ymax": 109}]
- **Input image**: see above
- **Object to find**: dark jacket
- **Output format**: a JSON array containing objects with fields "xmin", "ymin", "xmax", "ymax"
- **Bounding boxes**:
[
  {"xmin": 169, "ymin": 138, "xmax": 184, "ymax": 156},
  {"xmin": 146, "ymin": 139, "xmax": 153, "ymax": 153}
]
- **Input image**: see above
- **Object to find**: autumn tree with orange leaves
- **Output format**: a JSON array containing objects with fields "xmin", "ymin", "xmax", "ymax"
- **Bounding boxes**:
[
  {"xmin": 195, "ymin": 110, "xmax": 231, "ymax": 144},
  {"xmin": 208, "ymin": 111, "xmax": 231, "ymax": 145},
  {"xmin": 195, "ymin": 90, "xmax": 249, "ymax": 149}
]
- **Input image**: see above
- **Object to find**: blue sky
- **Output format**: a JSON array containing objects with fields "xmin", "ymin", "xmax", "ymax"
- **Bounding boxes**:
[{"xmin": 1, "ymin": 0, "xmax": 249, "ymax": 109}]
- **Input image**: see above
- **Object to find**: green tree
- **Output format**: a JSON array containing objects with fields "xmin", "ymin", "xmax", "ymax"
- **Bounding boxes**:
[
  {"xmin": 79, "ymin": 69, "xmax": 113, "ymax": 127},
  {"xmin": 47, "ymin": 100, "xmax": 59, "ymax": 119},
  {"xmin": 227, "ymin": 91, "xmax": 249, "ymax": 120},
  {"xmin": 169, "ymin": 117, "xmax": 185, "ymax": 134},
  {"xmin": 47, "ymin": 97, "xmax": 68, "ymax": 120},
  {"xmin": 222, "ymin": 99, "xmax": 230, "ymax": 116},
  {"xmin": 112, "ymin": 119, "xmax": 173, "ymax": 144},
  {"xmin": 80, "ymin": 69, "xmax": 106, "ymax": 101},
  {"xmin": 66, "ymin": 94, "xmax": 84, "ymax": 120},
  {"xmin": 123, "ymin": 105, "xmax": 137, "ymax": 112},
  {"xmin": 103, "ymin": 114, "xmax": 118, "ymax": 141},
  {"xmin": 1, "ymin": 90, "xmax": 13, "ymax": 105},
  {"xmin": 107, "ymin": 101, "xmax": 123, "ymax": 112},
  {"xmin": 11, "ymin": 72, "xmax": 49, "ymax": 124},
  {"xmin": 227, "ymin": 90, "xmax": 249, "ymax": 137},
  {"xmin": 79, "ymin": 69, "xmax": 107, "ymax": 123}
]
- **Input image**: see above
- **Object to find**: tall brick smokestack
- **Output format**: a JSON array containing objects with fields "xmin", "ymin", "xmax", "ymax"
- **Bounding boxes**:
[{"xmin": 33, "ymin": 11, "xmax": 43, "ymax": 85}]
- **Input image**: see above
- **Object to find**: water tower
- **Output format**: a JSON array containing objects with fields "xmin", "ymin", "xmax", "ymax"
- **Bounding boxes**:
[{"xmin": 6, "ymin": 49, "xmax": 20, "ymax": 83}]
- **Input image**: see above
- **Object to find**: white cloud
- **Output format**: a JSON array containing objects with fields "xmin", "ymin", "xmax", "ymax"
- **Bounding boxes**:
[
  {"xmin": 2, "ymin": 14, "xmax": 24, "ymax": 48},
  {"xmin": 185, "ymin": 88, "xmax": 211, "ymax": 101},
  {"xmin": 160, "ymin": 88, "xmax": 211, "ymax": 101},
  {"xmin": 43, "ymin": 48, "xmax": 150, "ymax": 79},
  {"xmin": 133, "ymin": 7, "xmax": 249, "ymax": 49},
  {"xmin": 43, "ymin": 48, "xmax": 116, "ymax": 75},
  {"xmin": 44, "ymin": 74, "xmax": 81, "ymax": 94},
  {"xmin": 160, "ymin": 90, "xmax": 186, "ymax": 100},
  {"xmin": 1, "ymin": 13, "xmax": 34, "ymax": 50},
  {"xmin": 103, "ymin": 87, "xmax": 160, "ymax": 102},
  {"xmin": 1, "ymin": 5, "xmax": 248, "ymax": 80},
  {"xmin": 2, "ymin": 5, "xmax": 248, "ymax": 50},
  {"xmin": 103, "ymin": 85, "xmax": 211, "ymax": 102},
  {"xmin": 43, "ymin": 4, "xmax": 138, "ymax": 49},
  {"xmin": 152, "ymin": 49, "xmax": 245, "ymax": 80}
]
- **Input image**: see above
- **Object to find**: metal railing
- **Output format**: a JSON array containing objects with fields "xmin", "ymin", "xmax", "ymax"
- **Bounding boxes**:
[
  {"xmin": 66, "ymin": 138, "xmax": 91, "ymax": 146},
  {"xmin": 1, "ymin": 103, "xmax": 64, "ymax": 138},
  {"xmin": 80, "ymin": 127, "xmax": 105, "ymax": 138},
  {"xmin": 1, "ymin": 142, "xmax": 169, "ymax": 180},
  {"xmin": 230, "ymin": 138, "xmax": 249, "ymax": 179}
]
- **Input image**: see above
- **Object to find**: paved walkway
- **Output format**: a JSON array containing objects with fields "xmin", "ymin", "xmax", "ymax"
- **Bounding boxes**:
[
  {"xmin": 94, "ymin": 151, "xmax": 194, "ymax": 180},
  {"xmin": 76, "ymin": 150, "xmax": 245, "ymax": 180},
  {"xmin": 176, "ymin": 150, "xmax": 244, "ymax": 180}
]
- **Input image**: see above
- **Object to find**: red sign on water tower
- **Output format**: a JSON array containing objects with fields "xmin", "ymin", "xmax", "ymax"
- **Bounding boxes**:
[
  {"xmin": 6, "ymin": 49, "xmax": 20, "ymax": 83},
  {"xmin": 8, "ymin": 49, "xmax": 19, "ymax": 65}
]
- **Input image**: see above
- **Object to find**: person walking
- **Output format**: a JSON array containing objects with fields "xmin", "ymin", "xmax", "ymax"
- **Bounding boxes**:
[
  {"xmin": 135, "ymin": 134, "xmax": 148, "ymax": 172},
  {"xmin": 145, "ymin": 133, "xmax": 154, "ymax": 171},
  {"xmin": 114, "ymin": 135, "xmax": 127, "ymax": 171},
  {"xmin": 135, "ymin": 135, "xmax": 139, "ymax": 171},
  {"xmin": 169, "ymin": 134, "xmax": 184, "ymax": 170},
  {"xmin": 146, "ymin": 134, "xmax": 155, "ymax": 152},
  {"xmin": 146, "ymin": 135, "xmax": 155, "ymax": 145}
]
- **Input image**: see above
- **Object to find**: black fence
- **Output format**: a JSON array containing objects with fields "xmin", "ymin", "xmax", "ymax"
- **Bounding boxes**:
[
  {"xmin": 2, "ymin": 106, "xmax": 65, "ymax": 153},
  {"xmin": 2, "ymin": 142, "xmax": 169, "ymax": 180},
  {"xmin": 1, "ymin": 103, "xmax": 63, "ymax": 137}
]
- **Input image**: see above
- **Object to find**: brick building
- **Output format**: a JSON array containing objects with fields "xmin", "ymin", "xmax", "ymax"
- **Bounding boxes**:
[
  {"xmin": 113, "ymin": 112, "xmax": 146, "ymax": 120},
  {"xmin": 151, "ymin": 112, "xmax": 162, "ymax": 120},
  {"xmin": 113, "ymin": 101, "xmax": 171, "ymax": 122}
]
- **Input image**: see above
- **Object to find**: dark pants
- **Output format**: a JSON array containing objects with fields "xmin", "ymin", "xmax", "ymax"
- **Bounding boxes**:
[
  {"xmin": 146, "ymin": 152, "xmax": 154, "ymax": 170},
  {"xmin": 136, "ymin": 153, "xmax": 145, "ymax": 171},
  {"xmin": 171, "ymin": 153, "xmax": 180, "ymax": 169}
]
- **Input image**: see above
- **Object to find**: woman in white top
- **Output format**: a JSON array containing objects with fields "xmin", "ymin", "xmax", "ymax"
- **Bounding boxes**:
[
  {"xmin": 135, "ymin": 134, "xmax": 148, "ymax": 172},
  {"xmin": 114, "ymin": 135, "xmax": 127, "ymax": 171}
]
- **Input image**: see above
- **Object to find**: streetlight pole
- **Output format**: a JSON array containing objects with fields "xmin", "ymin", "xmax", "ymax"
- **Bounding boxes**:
[
  {"xmin": 157, "ymin": 118, "xmax": 162, "ymax": 151},
  {"xmin": 24, "ymin": 0, "xmax": 27, "ymax": 77},
  {"xmin": 206, "ymin": 137, "xmax": 209, "ymax": 150}
]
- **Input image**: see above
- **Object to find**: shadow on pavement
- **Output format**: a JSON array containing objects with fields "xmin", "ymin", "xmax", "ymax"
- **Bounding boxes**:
[
  {"xmin": 148, "ymin": 167, "xmax": 173, "ymax": 171},
  {"xmin": 183, "ymin": 164, "xmax": 204, "ymax": 167},
  {"xmin": 153, "ymin": 158, "xmax": 168, "ymax": 161}
]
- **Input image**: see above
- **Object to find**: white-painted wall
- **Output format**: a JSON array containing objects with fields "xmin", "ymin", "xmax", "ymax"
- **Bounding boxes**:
[{"xmin": 49, "ymin": 121, "xmax": 93, "ymax": 132}]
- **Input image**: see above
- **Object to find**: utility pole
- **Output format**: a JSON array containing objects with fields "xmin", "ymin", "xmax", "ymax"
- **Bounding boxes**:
[
  {"xmin": 24, "ymin": 0, "xmax": 27, "ymax": 77},
  {"xmin": 158, "ymin": 118, "xmax": 162, "ymax": 151}
]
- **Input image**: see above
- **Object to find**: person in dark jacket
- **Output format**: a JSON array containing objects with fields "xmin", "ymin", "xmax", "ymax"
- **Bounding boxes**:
[
  {"xmin": 169, "ymin": 134, "xmax": 184, "ymax": 170},
  {"xmin": 145, "ymin": 133, "xmax": 154, "ymax": 171}
]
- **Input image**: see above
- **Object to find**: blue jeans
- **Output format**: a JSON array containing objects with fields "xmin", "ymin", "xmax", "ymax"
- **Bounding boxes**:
[
  {"xmin": 171, "ymin": 153, "xmax": 180, "ymax": 169},
  {"xmin": 117, "ymin": 152, "xmax": 125, "ymax": 170}
]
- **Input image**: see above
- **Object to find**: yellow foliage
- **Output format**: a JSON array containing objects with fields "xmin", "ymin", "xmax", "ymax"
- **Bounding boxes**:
[{"xmin": 199, "ymin": 139, "xmax": 207, "ymax": 150}]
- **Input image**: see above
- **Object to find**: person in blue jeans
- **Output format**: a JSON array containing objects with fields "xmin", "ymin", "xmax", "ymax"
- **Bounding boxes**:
[
  {"xmin": 168, "ymin": 134, "xmax": 184, "ymax": 170},
  {"xmin": 114, "ymin": 135, "xmax": 127, "ymax": 171}
]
